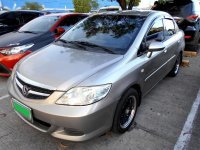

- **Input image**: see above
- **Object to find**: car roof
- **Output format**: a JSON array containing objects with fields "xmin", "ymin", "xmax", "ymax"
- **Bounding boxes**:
[
  {"xmin": 98, "ymin": 10, "xmax": 161, "ymax": 17},
  {"xmin": 6, "ymin": 10, "xmax": 43, "ymax": 13},
  {"xmin": 45, "ymin": 13, "xmax": 88, "ymax": 17},
  {"xmin": 99, "ymin": 6, "xmax": 121, "ymax": 10}
]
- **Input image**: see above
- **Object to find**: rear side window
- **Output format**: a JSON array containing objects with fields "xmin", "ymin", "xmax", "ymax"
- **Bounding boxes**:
[
  {"xmin": 21, "ymin": 12, "xmax": 40, "ymax": 24},
  {"xmin": 0, "ymin": 12, "xmax": 21, "ymax": 26},
  {"xmin": 58, "ymin": 15, "xmax": 87, "ymax": 31},
  {"xmin": 163, "ymin": 19, "xmax": 175, "ymax": 38}
]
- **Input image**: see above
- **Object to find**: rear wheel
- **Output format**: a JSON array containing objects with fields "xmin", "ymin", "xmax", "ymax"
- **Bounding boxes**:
[
  {"xmin": 112, "ymin": 88, "xmax": 139, "ymax": 133},
  {"xmin": 168, "ymin": 53, "xmax": 182, "ymax": 77}
]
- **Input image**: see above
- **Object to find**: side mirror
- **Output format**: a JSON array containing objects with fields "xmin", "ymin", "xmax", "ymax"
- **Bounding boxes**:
[
  {"xmin": 147, "ymin": 41, "xmax": 165, "ymax": 58},
  {"xmin": 55, "ymin": 27, "xmax": 65, "ymax": 35}
]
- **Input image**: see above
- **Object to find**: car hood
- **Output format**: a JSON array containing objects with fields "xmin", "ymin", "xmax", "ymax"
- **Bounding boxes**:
[
  {"xmin": 0, "ymin": 31, "xmax": 45, "ymax": 47},
  {"xmin": 18, "ymin": 44, "xmax": 123, "ymax": 91}
]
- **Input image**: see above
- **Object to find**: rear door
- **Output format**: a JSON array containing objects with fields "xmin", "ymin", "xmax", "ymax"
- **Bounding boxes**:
[{"xmin": 162, "ymin": 18, "xmax": 180, "ymax": 71}]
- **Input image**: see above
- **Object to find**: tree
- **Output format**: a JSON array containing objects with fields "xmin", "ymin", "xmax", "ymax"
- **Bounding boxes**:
[
  {"xmin": 91, "ymin": 0, "xmax": 99, "ymax": 10},
  {"xmin": 158, "ymin": 0, "xmax": 166, "ymax": 5},
  {"xmin": 21, "ymin": 2, "xmax": 43, "ymax": 10},
  {"xmin": 73, "ymin": 0, "xmax": 91, "ymax": 13},
  {"xmin": 110, "ymin": 0, "xmax": 141, "ymax": 10}
]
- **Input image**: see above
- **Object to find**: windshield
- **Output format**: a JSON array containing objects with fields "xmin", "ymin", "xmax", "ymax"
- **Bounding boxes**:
[
  {"xmin": 18, "ymin": 16, "xmax": 60, "ymax": 33},
  {"xmin": 59, "ymin": 15, "xmax": 146, "ymax": 55}
]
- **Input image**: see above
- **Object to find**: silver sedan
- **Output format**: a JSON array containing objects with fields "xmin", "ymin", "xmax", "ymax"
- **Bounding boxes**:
[{"xmin": 8, "ymin": 10, "xmax": 185, "ymax": 142}]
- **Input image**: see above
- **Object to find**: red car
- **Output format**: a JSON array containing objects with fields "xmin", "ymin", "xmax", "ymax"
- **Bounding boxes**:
[{"xmin": 0, "ymin": 13, "xmax": 88, "ymax": 77}]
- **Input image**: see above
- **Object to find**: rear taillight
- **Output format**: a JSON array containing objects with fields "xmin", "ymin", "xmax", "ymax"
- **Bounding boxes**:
[
  {"xmin": 187, "ymin": 15, "xmax": 199, "ymax": 21},
  {"xmin": 185, "ymin": 36, "xmax": 192, "ymax": 39}
]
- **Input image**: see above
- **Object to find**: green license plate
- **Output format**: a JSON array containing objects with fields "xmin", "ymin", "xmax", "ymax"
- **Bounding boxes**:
[{"xmin": 12, "ymin": 99, "xmax": 32, "ymax": 122}]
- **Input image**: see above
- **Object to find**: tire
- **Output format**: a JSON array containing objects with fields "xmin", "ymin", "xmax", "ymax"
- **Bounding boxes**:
[
  {"xmin": 168, "ymin": 53, "xmax": 182, "ymax": 77},
  {"xmin": 112, "ymin": 88, "xmax": 139, "ymax": 133}
]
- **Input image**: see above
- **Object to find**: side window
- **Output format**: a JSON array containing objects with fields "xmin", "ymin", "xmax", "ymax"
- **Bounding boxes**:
[
  {"xmin": 138, "ymin": 19, "xmax": 164, "ymax": 56},
  {"xmin": 58, "ymin": 15, "xmax": 86, "ymax": 31},
  {"xmin": 146, "ymin": 19, "xmax": 164, "ymax": 42},
  {"xmin": 21, "ymin": 13, "xmax": 39, "ymax": 24},
  {"xmin": 163, "ymin": 19, "xmax": 175, "ymax": 39},
  {"xmin": 0, "ymin": 12, "xmax": 21, "ymax": 26}
]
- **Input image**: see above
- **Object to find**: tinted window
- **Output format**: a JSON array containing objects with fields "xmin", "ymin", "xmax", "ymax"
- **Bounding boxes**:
[
  {"xmin": 0, "ymin": 12, "xmax": 21, "ymax": 26},
  {"xmin": 163, "ymin": 19, "xmax": 175, "ymax": 38},
  {"xmin": 21, "ymin": 12, "xmax": 40, "ymax": 24},
  {"xmin": 58, "ymin": 15, "xmax": 87, "ymax": 30},
  {"xmin": 60, "ymin": 15, "xmax": 146, "ymax": 55},
  {"xmin": 19, "ymin": 16, "xmax": 60, "ymax": 33}
]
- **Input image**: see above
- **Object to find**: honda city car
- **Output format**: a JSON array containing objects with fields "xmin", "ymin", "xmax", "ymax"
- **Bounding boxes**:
[{"xmin": 8, "ymin": 10, "xmax": 185, "ymax": 141}]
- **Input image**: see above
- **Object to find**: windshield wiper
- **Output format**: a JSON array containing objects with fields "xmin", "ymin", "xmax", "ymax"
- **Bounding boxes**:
[
  {"xmin": 56, "ymin": 39, "xmax": 68, "ymax": 44},
  {"xmin": 18, "ymin": 31, "xmax": 37, "ymax": 34},
  {"xmin": 73, "ymin": 41, "xmax": 116, "ymax": 54},
  {"xmin": 56, "ymin": 39, "xmax": 86, "ymax": 49}
]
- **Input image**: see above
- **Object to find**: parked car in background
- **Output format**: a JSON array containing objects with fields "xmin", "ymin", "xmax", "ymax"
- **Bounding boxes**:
[
  {"xmin": 98, "ymin": 6, "xmax": 121, "ymax": 13},
  {"xmin": 41, "ymin": 9, "xmax": 75, "ymax": 14},
  {"xmin": 0, "ymin": 13, "xmax": 88, "ymax": 77},
  {"xmin": 8, "ymin": 10, "xmax": 184, "ymax": 141},
  {"xmin": 0, "ymin": 10, "xmax": 45, "ymax": 36},
  {"xmin": 152, "ymin": 0, "xmax": 200, "ymax": 51},
  {"xmin": 0, "ymin": 11, "xmax": 7, "ymax": 15}
]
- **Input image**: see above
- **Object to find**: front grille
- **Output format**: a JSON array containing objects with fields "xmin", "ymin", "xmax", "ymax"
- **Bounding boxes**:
[
  {"xmin": 0, "ymin": 63, "xmax": 10, "ymax": 74},
  {"xmin": 15, "ymin": 75, "xmax": 54, "ymax": 99}
]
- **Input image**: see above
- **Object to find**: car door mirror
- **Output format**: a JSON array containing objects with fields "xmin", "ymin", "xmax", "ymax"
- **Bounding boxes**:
[
  {"xmin": 147, "ymin": 41, "xmax": 165, "ymax": 58},
  {"xmin": 55, "ymin": 27, "xmax": 65, "ymax": 35}
]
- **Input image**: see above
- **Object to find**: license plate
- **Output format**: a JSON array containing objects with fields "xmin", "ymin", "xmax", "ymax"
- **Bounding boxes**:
[{"xmin": 12, "ymin": 99, "xmax": 32, "ymax": 122}]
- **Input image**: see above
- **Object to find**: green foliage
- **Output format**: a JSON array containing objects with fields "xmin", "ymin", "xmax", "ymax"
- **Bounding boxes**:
[
  {"xmin": 73, "ymin": 0, "xmax": 92, "ymax": 13},
  {"xmin": 91, "ymin": 0, "xmax": 99, "ymax": 10},
  {"xmin": 127, "ymin": 0, "xmax": 140, "ymax": 6},
  {"xmin": 21, "ymin": 2, "xmax": 43, "ymax": 10},
  {"xmin": 109, "ymin": 0, "xmax": 141, "ymax": 10},
  {"xmin": 158, "ymin": 0, "xmax": 166, "ymax": 5}
]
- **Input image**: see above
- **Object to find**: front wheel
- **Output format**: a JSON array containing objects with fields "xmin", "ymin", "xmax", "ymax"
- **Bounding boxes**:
[
  {"xmin": 168, "ymin": 53, "xmax": 182, "ymax": 77},
  {"xmin": 112, "ymin": 88, "xmax": 139, "ymax": 133}
]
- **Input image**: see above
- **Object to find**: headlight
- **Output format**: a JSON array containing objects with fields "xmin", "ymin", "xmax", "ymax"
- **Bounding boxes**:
[
  {"xmin": 56, "ymin": 84, "xmax": 112, "ymax": 106},
  {"xmin": 0, "ymin": 43, "xmax": 34, "ymax": 55}
]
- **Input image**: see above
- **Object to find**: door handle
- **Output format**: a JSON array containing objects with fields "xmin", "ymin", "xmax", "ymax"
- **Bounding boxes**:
[{"xmin": 164, "ymin": 49, "xmax": 168, "ymax": 53}]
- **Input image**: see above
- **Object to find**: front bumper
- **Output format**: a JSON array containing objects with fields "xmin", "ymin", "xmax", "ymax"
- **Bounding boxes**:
[
  {"xmin": 8, "ymin": 78, "xmax": 118, "ymax": 142},
  {"xmin": 0, "ymin": 51, "xmax": 31, "ymax": 77}
]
